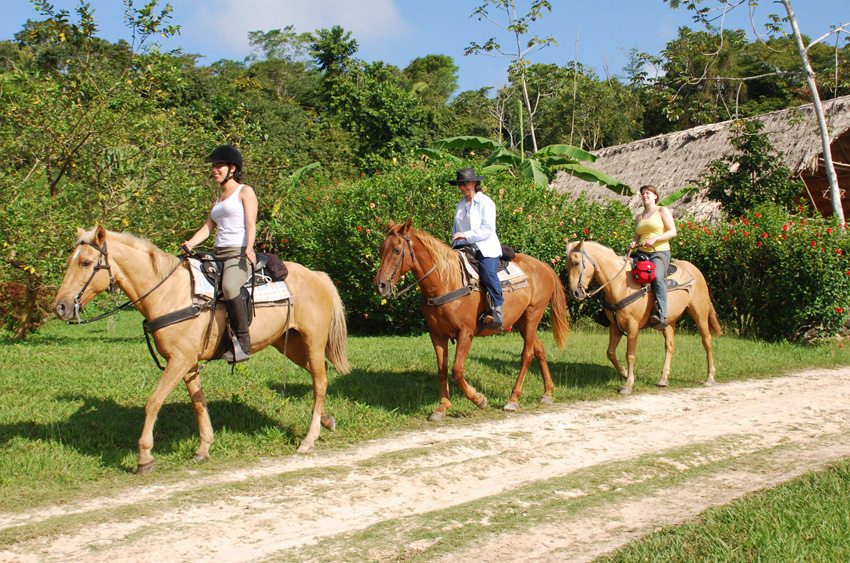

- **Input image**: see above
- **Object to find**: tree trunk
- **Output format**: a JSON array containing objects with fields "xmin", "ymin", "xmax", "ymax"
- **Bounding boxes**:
[
  {"xmin": 520, "ymin": 73, "xmax": 538, "ymax": 153},
  {"xmin": 781, "ymin": 0, "xmax": 845, "ymax": 223},
  {"xmin": 13, "ymin": 273, "xmax": 41, "ymax": 340}
]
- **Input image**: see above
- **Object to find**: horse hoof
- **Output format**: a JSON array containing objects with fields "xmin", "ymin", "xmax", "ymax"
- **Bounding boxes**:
[
  {"xmin": 503, "ymin": 401, "xmax": 519, "ymax": 412},
  {"xmin": 539, "ymin": 396, "xmax": 553, "ymax": 405},
  {"xmin": 321, "ymin": 414, "xmax": 336, "ymax": 432},
  {"xmin": 297, "ymin": 442, "xmax": 314, "ymax": 453},
  {"xmin": 135, "ymin": 460, "xmax": 155, "ymax": 475},
  {"xmin": 703, "ymin": 380, "xmax": 716, "ymax": 387},
  {"xmin": 428, "ymin": 411, "xmax": 446, "ymax": 422},
  {"xmin": 192, "ymin": 454, "xmax": 209, "ymax": 463},
  {"xmin": 475, "ymin": 395, "xmax": 488, "ymax": 410},
  {"xmin": 619, "ymin": 387, "xmax": 633, "ymax": 395},
  {"xmin": 656, "ymin": 381, "xmax": 668, "ymax": 388}
]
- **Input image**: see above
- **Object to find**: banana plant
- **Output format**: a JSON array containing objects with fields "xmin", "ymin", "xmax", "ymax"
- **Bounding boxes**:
[{"xmin": 420, "ymin": 136, "xmax": 633, "ymax": 196}]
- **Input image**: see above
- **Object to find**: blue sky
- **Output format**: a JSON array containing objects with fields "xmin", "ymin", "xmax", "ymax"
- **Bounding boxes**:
[{"xmin": 2, "ymin": 1, "xmax": 848, "ymax": 92}]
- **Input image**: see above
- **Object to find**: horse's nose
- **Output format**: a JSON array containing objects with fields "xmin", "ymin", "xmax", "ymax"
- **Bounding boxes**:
[
  {"xmin": 572, "ymin": 288, "xmax": 585, "ymax": 301},
  {"xmin": 53, "ymin": 299, "xmax": 74, "ymax": 321},
  {"xmin": 376, "ymin": 281, "xmax": 390, "ymax": 297}
]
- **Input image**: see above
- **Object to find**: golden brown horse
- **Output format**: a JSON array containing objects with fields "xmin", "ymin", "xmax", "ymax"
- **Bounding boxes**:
[
  {"xmin": 53, "ymin": 226, "xmax": 350, "ymax": 473},
  {"xmin": 375, "ymin": 220, "xmax": 569, "ymax": 419},
  {"xmin": 566, "ymin": 240, "xmax": 721, "ymax": 394}
]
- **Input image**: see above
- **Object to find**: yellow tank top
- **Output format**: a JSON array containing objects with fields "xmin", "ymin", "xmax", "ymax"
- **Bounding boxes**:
[{"xmin": 635, "ymin": 209, "xmax": 670, "ymax": 252}]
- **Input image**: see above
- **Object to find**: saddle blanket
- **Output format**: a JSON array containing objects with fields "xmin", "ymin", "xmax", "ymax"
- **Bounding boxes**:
[
  {"xmin": 188, "ymin": 258, "xmax": 293, "ymax": 303},
  {"xmin": 458, "ymin": 251, "xmax": 528, "ymax": 286}
]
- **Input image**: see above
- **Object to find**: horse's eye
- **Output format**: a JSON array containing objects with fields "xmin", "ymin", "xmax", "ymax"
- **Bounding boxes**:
[
  {"xmin": 82, "ymin": 259, "xmax": 93, "ymax": 267},
  {"xmin": 393, "ymin": 248, "xmax": 401, "ymax": 255}
]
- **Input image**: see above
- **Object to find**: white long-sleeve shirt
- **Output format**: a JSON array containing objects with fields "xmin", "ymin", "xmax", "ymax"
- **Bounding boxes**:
[{"xmin": 453, "ymin": 192, "xmax": 502, "ymax": 258}]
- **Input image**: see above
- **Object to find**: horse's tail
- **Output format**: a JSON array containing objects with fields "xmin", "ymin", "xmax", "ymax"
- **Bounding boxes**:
[
  {"xmin": 318, "ymin": 272, "xmax": 351, "ymax": 374},
  {"xmin": 549, "ymin": 267, "xmax": 570, "ymax": 349},
  {"xmin": 708, "ymin": 300, "xmax": 723, "ymax": 337},
  {"xmin": 689, "ymin": 261, "xmax": 722, "ymax": 337}
]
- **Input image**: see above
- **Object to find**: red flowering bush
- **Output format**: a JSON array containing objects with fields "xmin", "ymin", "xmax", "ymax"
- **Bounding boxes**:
[{"xmin": 676, "ymin": 203, "xmax": 850, "ymax": 340}]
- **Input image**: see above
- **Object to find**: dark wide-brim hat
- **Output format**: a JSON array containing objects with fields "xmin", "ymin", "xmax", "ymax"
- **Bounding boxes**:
[{"xmin": 449, "ymin": 167, "xmax": 484, "ymax": 185}]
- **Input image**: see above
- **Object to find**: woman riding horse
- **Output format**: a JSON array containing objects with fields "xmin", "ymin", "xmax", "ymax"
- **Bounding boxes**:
[
  {"xmin": 450, "ymin": 168, "xmax": 504, "ymax": 330},
  {"xmin": 183, "ymin": 145, "xmax": 257, "ymax": 363},
  {"xmin": 630, "ymin": 184, "xmax": 677, "ymax": 330}
]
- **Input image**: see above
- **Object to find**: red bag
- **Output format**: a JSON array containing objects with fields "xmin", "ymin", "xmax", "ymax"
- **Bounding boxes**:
[{"xmin": 632, "ymin": 260, "xmax": 656, "ymax": 285}]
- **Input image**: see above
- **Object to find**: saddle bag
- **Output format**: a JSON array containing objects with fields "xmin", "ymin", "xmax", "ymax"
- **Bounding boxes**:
[
  {"xmin": 263, "ymin": 253, "xmax": 288, "ymax": 281},
  {"xmin": 631, "ymin": 259, "xmax": 656, "ymax": 285}
]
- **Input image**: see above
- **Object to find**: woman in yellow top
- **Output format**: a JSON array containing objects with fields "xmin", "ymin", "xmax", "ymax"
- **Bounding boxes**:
[{"xmin": 629, "ymin": 185, "xmax": 677, "ymax": 329}]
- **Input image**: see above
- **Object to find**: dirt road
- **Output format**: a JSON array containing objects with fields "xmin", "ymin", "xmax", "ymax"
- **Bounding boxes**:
[{"xmin": 2, "ymin": 367, "xmax": 850, "ymax": 561}]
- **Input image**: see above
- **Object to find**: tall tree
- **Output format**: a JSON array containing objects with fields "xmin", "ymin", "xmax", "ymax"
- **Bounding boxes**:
[
  {"xmin": 465, "ymin": 0, "xmax": 557, "ymax": 153},
  {"xmin": 664, "ymin": 0, "xmax": 849, "ymax": 221}
]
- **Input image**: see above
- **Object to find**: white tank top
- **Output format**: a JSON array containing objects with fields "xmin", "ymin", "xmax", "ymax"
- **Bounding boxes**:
[{"xmin": 210, "ymin": 184, "xmax": 246, "ymax": 248}]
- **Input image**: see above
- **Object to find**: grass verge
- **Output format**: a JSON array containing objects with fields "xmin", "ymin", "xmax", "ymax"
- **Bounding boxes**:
[{"xmin": 1, "ymin": 312, "xmax": 849, "ymax": 511}]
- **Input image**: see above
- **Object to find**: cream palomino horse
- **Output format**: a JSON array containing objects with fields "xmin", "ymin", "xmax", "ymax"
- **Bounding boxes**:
[
  {"xmin": 566, "ymin": 240, "xmax": 721, "ymax": 394},
  {"xmin": 53, "ymin": 226, "xmax": 350, "ymax": 473}
]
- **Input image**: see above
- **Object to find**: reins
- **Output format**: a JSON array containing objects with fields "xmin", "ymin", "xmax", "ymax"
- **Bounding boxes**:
[
  {"xmin": 577, "ymin": 243, "xmax": 632, "ymax": 299},
  {"xmin": 69, "ymin": 240, "xmax": 187, "ymax": 325}
]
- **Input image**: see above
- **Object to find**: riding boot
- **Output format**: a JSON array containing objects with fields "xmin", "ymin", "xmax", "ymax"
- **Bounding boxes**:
[
  {"xmin": 222, "ymin": 297, "xmax": 251, "ymax": 363},
  {"xmin": 484, "ymin": 305, "xmax": 503, "ymax": 330}
]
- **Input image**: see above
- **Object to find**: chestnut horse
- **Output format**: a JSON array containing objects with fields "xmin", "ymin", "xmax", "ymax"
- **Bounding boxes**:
[
  {"xmin": 53, "ymin": 226, "xmax": 350, "ymax": 473},
  {"xmin": 375, "ymin": 220, "xmax": 569, "ymax": 419},
  {"xmin": 566, "ymin": 240, "xmax": 721, "ymax": 394}
]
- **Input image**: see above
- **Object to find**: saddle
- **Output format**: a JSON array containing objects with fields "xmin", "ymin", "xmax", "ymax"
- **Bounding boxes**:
[
  {"xmin": 628, "ymin": 255, "xmax": 683, "ymax": 289},
  {"xmin": 189, "ymin": 253, "xmax": 292, "ymax": 306},
  {"xmin": 454, "ymin": 244, "xmax": 514, "ymax": 275},
  {"xmin": 194, "ymin": 252, "xmax": 287, "ymax": 290}
]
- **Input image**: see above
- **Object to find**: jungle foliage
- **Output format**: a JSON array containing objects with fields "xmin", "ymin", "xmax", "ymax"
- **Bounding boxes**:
[{"xmin": 1, "ymin": 0, "xmax": 849, "ymax": 339}]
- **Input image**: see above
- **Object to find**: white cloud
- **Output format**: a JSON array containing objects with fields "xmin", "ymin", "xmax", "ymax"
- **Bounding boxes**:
[{"xmin": 181, "ymin": 0, "xmax": 408, "ymax": 59}]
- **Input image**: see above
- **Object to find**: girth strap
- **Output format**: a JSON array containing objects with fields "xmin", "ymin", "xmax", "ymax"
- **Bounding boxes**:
[
  {"xmin": 602, "ymin": 285, "xmax": 649, "ymax": 312},
  {"xmin": 422, "ymin": 285, "xmax": 475, "ymax": 306},
  {"xmin": 141, "ymin": 300, "xmax": 215, "ymax": 371},
  {"xmin": 143, "ymin": 301, "xmax": 213, "ymax": 333}
]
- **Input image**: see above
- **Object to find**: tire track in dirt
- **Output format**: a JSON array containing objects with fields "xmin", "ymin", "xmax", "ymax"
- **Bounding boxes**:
[{"xmin": 1, "ymin": 367, "xmax": 849, "ymax": 561}]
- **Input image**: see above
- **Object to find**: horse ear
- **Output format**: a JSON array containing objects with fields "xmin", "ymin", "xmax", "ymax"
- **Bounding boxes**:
[
  {"xmin": 566, "ymin": 241, "xmax": 576, "ymax": 254},
  {"xmin": 385, "ymin": 220, "xmax": 396, "ymax": 233},
  {"xmin": 401, "ymin": 218, "xmax": 412, "ymax": 234},
  {"xmin": 93, "ymin": 225, "xmax": 107, "ymax": 246},
  {"xmin": 75, "ymin": 227, "xmax": 85, "ymax": 240}
]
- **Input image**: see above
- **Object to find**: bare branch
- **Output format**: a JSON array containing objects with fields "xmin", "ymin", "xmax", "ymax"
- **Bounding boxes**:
[{"xmin": 807, "ymin": 22, "xmax": 850, "ymax": 50}]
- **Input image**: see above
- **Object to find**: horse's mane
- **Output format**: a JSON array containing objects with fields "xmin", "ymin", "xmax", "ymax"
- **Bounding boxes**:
[
  {"xmin": 412, "ymin": 228, "xmax": 463, "ymax": 289},
  {"xmin": 581, "ymin": 240, "xmax": 618, "ymax": 258},
  {"xmin": 79, "ymin": 228, "xmax": 180, "ymax": 278}
]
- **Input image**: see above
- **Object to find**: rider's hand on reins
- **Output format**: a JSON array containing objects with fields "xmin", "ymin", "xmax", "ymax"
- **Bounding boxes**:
[{"xmin": 180, "ymin": 244, "xmax": 192, "ymax": 257}]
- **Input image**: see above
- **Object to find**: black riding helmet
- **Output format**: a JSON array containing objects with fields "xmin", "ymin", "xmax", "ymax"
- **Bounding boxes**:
[
  {"xmin": 206, "ymin": 144, "xmax": 243, "ymax": 183},
  {"xmin": 206, "ymin": 144, "xmax": 243, "ymax": 169}
]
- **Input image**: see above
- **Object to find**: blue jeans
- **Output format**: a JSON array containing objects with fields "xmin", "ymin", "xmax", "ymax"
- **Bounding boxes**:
[
  {"xmin": 647, "ymin": 251, "xmax": 671, "ymax": 319},
  {"xmin": 475, "ymin": 249, "xmax": 503, "ymax": 307}
]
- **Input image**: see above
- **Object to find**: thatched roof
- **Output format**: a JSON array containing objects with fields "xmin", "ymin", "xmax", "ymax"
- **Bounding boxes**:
[{"xmin": 551, "ymin": 94, "xmax": 850, "ymax": 222}]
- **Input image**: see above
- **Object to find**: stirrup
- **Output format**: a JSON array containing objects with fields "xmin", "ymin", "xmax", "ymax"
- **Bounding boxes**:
[
  {"xmin": 222, "ymin": 336, "xmax": 250, "ymax": 363},
  {"xmin": 648, "ymin": 315, "xmax": 667, "ymax": 331}
]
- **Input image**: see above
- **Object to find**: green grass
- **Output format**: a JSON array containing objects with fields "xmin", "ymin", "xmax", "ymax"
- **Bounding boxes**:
[
  {"xmin": 1, "ymin": 311, "xmax": 849, "ymax": 511},
  {"xmin": 602, "ymin": 458, "xmax": 850, "ymax": 562}
]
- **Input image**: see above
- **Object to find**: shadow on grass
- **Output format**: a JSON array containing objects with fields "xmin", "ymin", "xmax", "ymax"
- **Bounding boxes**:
[
  {"xmin": 473, "ymin": 352, "xmax": 619, "ymax": 390},
  {"xmin": 0, "ymin": 394, "xmax": 291, "ymax": 471}
]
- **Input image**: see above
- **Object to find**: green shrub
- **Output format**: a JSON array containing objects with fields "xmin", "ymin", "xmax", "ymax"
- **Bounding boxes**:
[
  {"xmin": 259, "ymin": 162, "xmax": 632, "ymax": 333},
  {"xmin": 703, "ymin": 119, "xmax": 806, "ymax": 216},
  {"xmin": 676, "ymin": 203, "xmax": 850, "ymax": 341}
]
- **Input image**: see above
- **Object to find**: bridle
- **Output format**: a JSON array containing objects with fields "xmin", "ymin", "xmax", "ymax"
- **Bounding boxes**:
[
  {"xmin": 382, "ymin": 232, "xmax": 436, "ymax": 299},
  {"xmin": 70, "ymin": 239, "xmax": 185, "ymax": 324},
  {"xmin": 573, "ymin": 243, "xmax": 631, "ymax": 300},
  {"xmin": 72, "ymin": 240, "xmax": 116, "ymax": 320}
]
